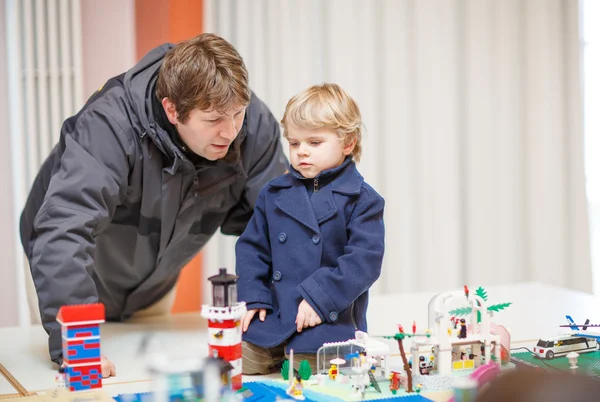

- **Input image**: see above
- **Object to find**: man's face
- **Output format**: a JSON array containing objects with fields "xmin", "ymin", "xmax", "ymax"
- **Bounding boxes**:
[{"xmin": 162, "ymin": 99, "xmax": 246, "ymax": 161}]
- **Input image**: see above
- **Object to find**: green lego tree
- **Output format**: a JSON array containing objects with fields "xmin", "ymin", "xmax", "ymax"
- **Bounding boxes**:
[
  {"xmin": 449, "ymin": 286, "xmax": 512, "ymax": 323},
  {"xmin": 298, "ymin": 360, "xmax": 312, "ymax": 380},
  {"xmin": 281, "ymin": 359, "xmax": 290, "ymax": 381}
]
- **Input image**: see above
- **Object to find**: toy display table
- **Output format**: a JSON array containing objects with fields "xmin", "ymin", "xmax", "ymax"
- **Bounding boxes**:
[{"xmin": 0, "ymin": 282, "xmax": 598, "ymax": 401}]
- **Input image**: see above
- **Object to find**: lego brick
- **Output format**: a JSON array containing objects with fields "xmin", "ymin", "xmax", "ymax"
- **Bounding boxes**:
[
  {"xmin": 63, "ymin": 338, "xmax": 101, "ymax": 364},
  {"xmin": 207, "ymin": 319, "xmax": 239, "ymax": 329},
  {"xmin": 65, "ymin": 364, "xmax": 102, "ymax": 392},
  {"xmin": 208, "ymin": 344, "xmax": 242, "ymax": 361},
  {"xmin": 62, "ymin": 324, "xmax": 101, "ymax": 339},
  {"xmin": 57, "ymin": 304, "xmax": 105, "ymax": 325}
]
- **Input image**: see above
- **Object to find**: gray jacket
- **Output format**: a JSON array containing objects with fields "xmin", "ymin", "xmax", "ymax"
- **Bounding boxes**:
[{"xmin": 19, "ymin": 43, "xmax": 287, "ymax": 364}]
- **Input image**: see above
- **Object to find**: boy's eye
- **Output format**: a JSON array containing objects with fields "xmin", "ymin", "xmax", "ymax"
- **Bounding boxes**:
[
  {"xmin": 310, "ymin": 141, "xmax": 322, "ymax": 146},
  {"xmin": 289, "ymin": 143, "xmax": 299, "ymax": 147}
]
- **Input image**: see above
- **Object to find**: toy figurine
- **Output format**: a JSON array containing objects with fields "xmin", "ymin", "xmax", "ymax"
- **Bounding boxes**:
[
  {"xmin": 389, "ymin": 371, "xmax": 401, "ymax": 394},
  {"xmin": 418, "ymin": 356, "xmax": 430, "ymax": 375},
  {"xmin": 287, "ymin": 373, "xmax": 305, "ymax": 400},
  {"xmin": 328, "ymin": 363, "xmax": 338, "ymax": 380},
  {"xmin": 55, "ymin": 367, "xmax": 66, "ymax": 388},
  {"xmin": 458, "ymin": 318, "xmax": 467, "ymax": 339}
]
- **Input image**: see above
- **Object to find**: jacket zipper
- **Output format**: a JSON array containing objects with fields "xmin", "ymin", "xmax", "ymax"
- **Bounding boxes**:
[{"xmin": 314, "ymin": 178, "xmax": 319, "ymax": 192}]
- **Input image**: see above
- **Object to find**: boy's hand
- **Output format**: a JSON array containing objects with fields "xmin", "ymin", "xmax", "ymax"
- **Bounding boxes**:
[
  {"xmin": 102, "ymin": 355, "xmax": 116, "ymax": 378},
  {"xmin": 296, "ymin": 299, "xmax": 322, "ymax": 332},
  {"xmin": 241, "ymin": 308, "xmax": 266, "ymax": 332}
]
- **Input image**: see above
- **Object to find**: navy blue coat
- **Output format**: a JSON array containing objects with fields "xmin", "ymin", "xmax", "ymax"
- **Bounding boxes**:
[{"xmin": 236, "ymin": 158, "xmax": 385, "ymax": 353}]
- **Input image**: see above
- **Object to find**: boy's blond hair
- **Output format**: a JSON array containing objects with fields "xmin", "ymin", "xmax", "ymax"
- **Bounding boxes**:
[
  {"xmin": 156, "ymin": 33, "xmax": 250, "ymax": 124},
  {"xmin": 281, "ymin": 83, "xmax": 363, "ymax": 162}
]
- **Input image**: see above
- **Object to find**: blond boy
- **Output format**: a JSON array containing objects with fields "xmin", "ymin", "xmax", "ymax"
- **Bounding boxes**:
[{"xmin": 236, "ymin": 83, "xmax": 385, "ymax": 374}]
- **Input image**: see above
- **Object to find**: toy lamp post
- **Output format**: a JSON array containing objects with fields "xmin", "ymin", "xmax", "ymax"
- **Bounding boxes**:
[
  {"xmin": 201, "ymin": 268, "xmax": 246, "ymax": 391},
  {"xmin": 566, "ymin": 352, "xmax": 579, "ymax": 373}
]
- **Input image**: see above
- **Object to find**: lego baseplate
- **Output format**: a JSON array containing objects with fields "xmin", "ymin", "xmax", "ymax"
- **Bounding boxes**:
[{"xmin": 510, "ymin": 350, "xmax": 600, "ymax": 379}]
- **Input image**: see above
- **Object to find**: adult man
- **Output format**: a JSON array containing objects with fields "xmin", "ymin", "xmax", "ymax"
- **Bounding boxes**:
[{"xmin": 19, "ymin": 33, "xmax": 287, "ymax": 376}]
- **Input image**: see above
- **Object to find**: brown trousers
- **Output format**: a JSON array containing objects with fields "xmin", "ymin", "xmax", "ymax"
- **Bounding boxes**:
[{"xmin": 242, "ymin": 341, "xmax": 318, "ymax": 375}]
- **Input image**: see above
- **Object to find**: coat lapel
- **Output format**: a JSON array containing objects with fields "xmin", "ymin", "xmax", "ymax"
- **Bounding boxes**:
[
  {"xmin": 275, "ymin": 181, "xmax": 320, "ymax": 233},
  {"xmin": 312, "ymin": 188, "xmax": 338, "ymax": 225}
]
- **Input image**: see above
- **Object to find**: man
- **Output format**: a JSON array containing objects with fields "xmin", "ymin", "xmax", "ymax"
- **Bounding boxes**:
[{"xmin": 19, "ymin": 33, "xmax": 287, "ymax": 376}]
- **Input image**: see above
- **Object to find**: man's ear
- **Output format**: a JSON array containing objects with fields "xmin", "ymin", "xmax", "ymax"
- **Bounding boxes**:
[{"xmin": 161, "ymin": 98, "xmax": 179, "ymax": 125}]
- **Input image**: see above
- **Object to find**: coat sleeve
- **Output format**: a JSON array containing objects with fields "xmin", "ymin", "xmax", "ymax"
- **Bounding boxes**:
[
  {"xmin": 297, "ymin": 190, "xmax": 385, "ymax": 322},
  {"xmin": 234, "ymin": 188, "xmax": 274, "ymax": 310},
  {"xmin": 30, "ymin": 109, "xmax": 131, "ymax": 364},
  {"xmin": 221, "ymin": 93, "xmax": 287, "ymax": 236}
]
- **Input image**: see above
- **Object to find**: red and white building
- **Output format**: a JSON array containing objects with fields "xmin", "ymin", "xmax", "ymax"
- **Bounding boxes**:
[
  {"xmin": 56, "ymin": 303, "xmax": 105, "ymax": 391},
  {"xmin": 201, "ymin": 268, "xmax": 246, "ymax": 390}
]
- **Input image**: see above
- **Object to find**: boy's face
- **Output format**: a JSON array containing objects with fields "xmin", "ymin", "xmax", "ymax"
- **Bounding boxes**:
[
  {"xmin": 162, "ymin": 98, "xmax": 246, "ymax": 161},
  {"xmin": 286, "ymin": 126, "xmax": 355, "ymax": 179}
]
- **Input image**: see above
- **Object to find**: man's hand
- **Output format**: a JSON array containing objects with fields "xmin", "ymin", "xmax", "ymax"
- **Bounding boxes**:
[
  {"xmin": 241, "ymin": 308, "xmax": 266, "ymax": 332},
  {"xmin": 101, "ymin": 355, "xmax": 116, "ymax": 378},
  {"xmin": 296, "ymin": 299, "xmax": 322, "ymax": 332}
]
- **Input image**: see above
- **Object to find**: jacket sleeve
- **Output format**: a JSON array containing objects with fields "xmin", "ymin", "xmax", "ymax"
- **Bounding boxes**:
[
  {"xmin": 234, "ymin": 188, "xmax": 273, "ymax": 311},
  {"xmin": 221, "ymin": 93, "xmax": 287, "ymax": 236},
  {"xmin": 297, "ymin": 190, "xmax": 385, "ymax": 322},
  {"xmin": 30, "ymin": 109, "xmax": 131, "ymax": 364}
]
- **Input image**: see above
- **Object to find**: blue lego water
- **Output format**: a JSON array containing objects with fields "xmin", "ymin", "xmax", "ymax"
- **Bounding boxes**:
[{"xmin": 113, "ymin": 383, "xmax": 434, "ymax": 402}]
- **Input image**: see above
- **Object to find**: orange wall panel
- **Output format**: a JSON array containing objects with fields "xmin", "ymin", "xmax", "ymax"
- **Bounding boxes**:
[{"xmin": 135, "ymin": 0, "xmax": 204, "ymax": 313}]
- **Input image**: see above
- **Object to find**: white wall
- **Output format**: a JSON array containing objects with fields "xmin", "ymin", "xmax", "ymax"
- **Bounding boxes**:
[
  {"xmin": 0, "ymin": 0, "xmax": 19, "ymax": 327},
  {"xmin": 0, "ymin": 0, "xmax": 136, "ymax": 328},
  {"xmin": 81, "ymin": 0, "xmax": 136, "ymax": 98},
  {"xmin": 205, "ymin": 0, "xmax": 591, "ymax": 296}
]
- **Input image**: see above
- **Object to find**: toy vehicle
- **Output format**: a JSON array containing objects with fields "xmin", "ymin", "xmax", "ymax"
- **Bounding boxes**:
[{"xmin": 533, "ymin": 335, "xmax": 598, "ymax": 359}]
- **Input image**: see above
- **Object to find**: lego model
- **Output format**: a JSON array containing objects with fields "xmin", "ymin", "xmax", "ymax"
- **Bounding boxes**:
[
  {"xmin": 422, "ymin": 286, "xmax": 507, "ymax": 377},
  {"xmin": 315, "ymin": 330, "xmax": 390, "ymax": 380},
  {"xmin": 533, "ymin": 334, "xmax": 598, "ymax": 359},
  {"xmin": 145, "ymin": 348, "xmax": 236, "ymax": 402},
  {"xmin": 56, "ymin": 303, "xmax": 105, "ymax": 392},
  {"xmin": 531, "ymin": 315, "xmax": 600, "ymax": 359},
  {"xmin": 201, "ymin": 268, "xmax": 246, "ymax": 391}
]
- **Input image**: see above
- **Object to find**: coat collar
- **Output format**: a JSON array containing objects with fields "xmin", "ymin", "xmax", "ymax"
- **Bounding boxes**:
[
  {"xmin": 270, "ymin": 159, "xmax": 364, "ymax": 233},
  {"xmin": 269, "ymin": 157, "xmax": 363, "ymax": 195}
]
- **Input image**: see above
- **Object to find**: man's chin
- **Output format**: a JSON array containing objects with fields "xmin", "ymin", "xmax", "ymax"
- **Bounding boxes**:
[{"xmin": 203, "ymin": 149, "xmax": 229, "ymax": 161}]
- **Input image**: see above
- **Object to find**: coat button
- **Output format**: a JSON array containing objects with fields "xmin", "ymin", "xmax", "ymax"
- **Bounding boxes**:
[
  {"xmin": 312, "ymin": 234, "xmax": 320, "ymax": 244},
  {"xmin": 278, "ymin": 232, "xmax": 287, "ymax": 243},
  {"xmin": 277, "ymin": 310, "xmax": 281, "ymax": 318},
  {"xmin": 273, "ymin": 271, "xmax": 282, "ymax": 281},
  {"xmin": 329, "ymin": 311, "xmax": 338, "ymax": 322}
]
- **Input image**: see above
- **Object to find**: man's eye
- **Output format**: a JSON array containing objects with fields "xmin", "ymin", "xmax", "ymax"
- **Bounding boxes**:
[{"xmin": 208, "ymin": 118, "xmax": 220, "ymax": 123}]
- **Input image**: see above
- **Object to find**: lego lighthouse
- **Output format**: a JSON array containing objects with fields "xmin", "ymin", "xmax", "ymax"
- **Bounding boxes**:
[{"xmin": 201, "ymin": 268, "xmax": 246, "ymax": 390}]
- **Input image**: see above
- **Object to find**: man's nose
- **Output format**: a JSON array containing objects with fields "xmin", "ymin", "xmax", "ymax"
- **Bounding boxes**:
[{"xmin": 220, "ymin": 117, "xmax": 239, "ymax": 140}]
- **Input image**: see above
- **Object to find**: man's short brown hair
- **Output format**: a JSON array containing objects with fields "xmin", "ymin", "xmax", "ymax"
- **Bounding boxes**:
[{"xmin": 156, "ymin": 33, "xmax": 251, "ymax": 123}]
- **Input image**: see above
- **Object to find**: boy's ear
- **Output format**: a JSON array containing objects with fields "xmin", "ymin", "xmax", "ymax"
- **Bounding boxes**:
[
  {"xmin": 161, "ymin": 98, "xmax": 179, "ymax": 125},
  {"xmin": 343, "ymin": 137, "xmax": 357, "ymax": 156}
]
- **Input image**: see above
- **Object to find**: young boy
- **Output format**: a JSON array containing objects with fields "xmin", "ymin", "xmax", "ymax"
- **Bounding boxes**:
[{"xmin": 235, "ymin": 83, "xmax": 385, "ymax": 375}]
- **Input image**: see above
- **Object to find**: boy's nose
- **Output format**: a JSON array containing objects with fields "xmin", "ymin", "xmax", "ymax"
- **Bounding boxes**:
[{"xmin": 298, "ymin": 144, "xmax": 309, "ymax": 156}]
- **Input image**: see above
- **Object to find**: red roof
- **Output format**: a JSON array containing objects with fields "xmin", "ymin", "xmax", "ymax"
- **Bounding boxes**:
[{"xmin": 57, "ymin": 303, "xmax": 105, "ymax": 324}]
